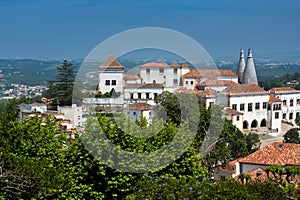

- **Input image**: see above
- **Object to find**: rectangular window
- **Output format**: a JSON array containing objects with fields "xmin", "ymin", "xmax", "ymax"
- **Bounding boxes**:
[
  {"xmin": 263, "ymin": 102, "xmax": 267, "ymax": 109},
  {"xmin": 275, "ymin": 112, "xmax": 279, "ymax": 119},
  {"xmin": 138, "ymin": 93, "xmax": 142, "ymax": 99},
  {"xmin": 240, "ymin": 103, "xmax": 245, "ymax": 111},
  {"xmin": 255, "ymin": 102, "xmax": 260, "ymax": 110},
  {"xmin": 283, "ymin": 113, "xmax": 286, "ymax": 119},
  {"xmin": 105, "ymin": 80, "xmax": 110, "ymax": 85},
  {"xmin": 173, "ymin": 79, "xmax": 178, "ymax": 85},
  {"xmin": 174, "ymin": 68, "xmax": 178, "ymax": 74},
  {"xmin": 130, "ymin": 93, "xmax": 134, "ymax": 99},
  {"xmin": 248, "ymin": 103, "xmax": 253, "ymax": 112},
  {"xmin": 283, "ymin": 100, "xmax": 287, "ymax": 106},
  {"xmin": 111, "ymin": 80, "xmax": 116, "ymax": 85},
  {"xmin": 154, "ymin": 93, "xmax": 158, "ymax": 100},
  {"xmin": 186, "ymin": 81, "xmax": 189, "ymax": 85},
  {"xmin": 159, "ymin": 68, "xmax": 164, "ymax": 74},
  {"xmin": 146, "ymin": 93, "xmax": 150, "ymax": 100},
  {"xmin": 146, "ymin": 68, "xmax": 150, "ymax": 75},
  {"xmin": 190, "ymin": 81, "xmax": 194, "ymax": 85},
  {"xmin": 289, "ymin": 113, "xmax": 293, "ymax": 120},
  {"xmin": 236, "ymin": 116, "xmax": 240, "ymax": 121},
  {"xmin": 297, "ymin": 99, "xmax": 300, "ymax": 105},
  {"xmin": 290, "ymin": 99, "xmax": 294, "ymax": 106},
  {"xmin": 232, "ymin": 104, "xmax": 237, "ymax": 110}
]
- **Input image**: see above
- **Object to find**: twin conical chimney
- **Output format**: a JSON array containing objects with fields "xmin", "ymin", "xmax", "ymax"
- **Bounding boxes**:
[
  {"xmin": 237, "ymin": 49, "xmax": 258, "ymax": 85},
  {"xmin": 237, "ymin": 49, "xmax": 245, "ymax": 83}
]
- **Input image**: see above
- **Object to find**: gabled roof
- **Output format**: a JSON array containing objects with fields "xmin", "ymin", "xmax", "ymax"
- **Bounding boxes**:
[
  {"xmin": 99, "ymin": 55, "xmax": 125, "ymax": 69},
  {"xmin": 269, "ymin": 87, "xmax": 300, "ymax": 94},
  {"xmin": 224, "ymin": 108, "xmax": 243, "ymax": 116},
  {"xmin": 124, "ymin": 83, "xmax": 164, "ymax": 89},
  {"xmin": 269, "ymin": 95, "xmax": 282, "ymax": 103},
  {"xmin": 170, "ymin": 63, "xmax": 180, "ymax": 68},
  {"xmin": 123, "ymin": 74, "xmax": 140, "ymax": 80},
  {"xmin": 140, "ymin": 62, "xmax": 169, "ymax": 68},
  {"xmin": 126, "ymin": 103, "xmax": 153, "ymax": 111},
  {"xmin": 198, "ymin": 80, "xmax": 238, "ymax": 87},
  {"xmin": 239, "ymin": 142, "xmax": 300, "ymax": 166},
  {"xmin": 221, "ymin": 84, "xmax": 268, "ymax": 96},
  {"xmin": 215, "ymin": 158, "xmax": 243, "ymax": 173},
  {"xmin": 182, "ymin": 70, "xmax": 238, "ymax": 79},
  {"xmin": 197, "ymin": 88, "xmax": 217, "ymax": 96}
]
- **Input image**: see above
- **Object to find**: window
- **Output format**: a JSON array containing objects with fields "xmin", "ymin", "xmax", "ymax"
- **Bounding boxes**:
[
  {"xmin": 174, "ymin": 68, "xmax": 178, "ymax": 74},
  {"xmin": 186, "ymin": 81, "xmax": 189, "ymax": 85},
  {"xmin": 111, "ymin": 80, "xmax": 116, "ymax": 85},
  {"xmin": 255, "ymin": 102, "xmax": 260, "ymax": 110},
  {"xmin": 289, "ymin": 113, "xmax": 293, "ymax": 120},
  {"xmin": 146, "ymin": 68, "xmax": 150, "ymax": 75},
  {"xmin": 146, "ymin": 93, "xmax": 150, "ymax": 100},
  {"xmin": 248, "ymin": 103, "xmax": 253, "ymax": 112},
  {"xmin": 290, "ymin": 99, "xmax": 294, "ymax": 106},
  {"xmin": 236, "ymin": 116, "xmax": 240, "ymax": 121},
  {"xmin": 275, "ymin": 112, "xmax": 279, "ymax": 119},
  {"xmin": 263, "ymin": 102, "xmax": 267, "ymax": 109},
  {"xmin": 273, "ymin": 104, "xmax": 281, "ymax": 110},
  {"xmin": 209, "ymin": 102, "xmax": 214, "ymax": 107},
  {"xmin": 159, "ymin": 68, "xmax": 164, "ymax": 74},
  {"xmin": 283, "ymin": 113, "xmax": 286, "ymax": 119},
  {"xmin": 138, "ymin": 93, "xmax": 142, "ymax": 99},
  {"xmin": 232, "ymin": 104, "xmax": 237, "ymax": 110},
  {"xmin": 133, "ymin": 112, "xmax": 136, "ymax": 116},
  {"xmin": 297, "ymin": 99, "xmax": 300, "ymax": 105},
  {"xmin": 173, "ymin": 79, "xmax": 178, "ymax": 85},
  {"xmin": 105, "ymin": 80, "xmax": 110, "ymax": 85},
  {"xmin": 240, "ymin": 103, "xmax": 245, "ymax": 111},
  {"xmin": 190, "ymin": 81, "xmax": 194, "ymax": 85},
  {"xmin": 130, "ymin": 93, "xmax": 134, "ymax": 99},
  {"xmin": 154, "ymin": 93, "xmax": 158, "ymax": 100},
  {"xmin": 283, "ymin": 100, "xmax": 287, "ymax": 106}
]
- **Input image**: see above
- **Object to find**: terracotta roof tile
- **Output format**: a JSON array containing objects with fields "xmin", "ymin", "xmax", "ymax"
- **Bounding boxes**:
[
  {"xmin": 126, "ymin": 103, "xmax": 152, "ymax": 111},
  {"xmin": 170, "ymin": 63, "xmax": 180, "ymax": 68},
  {"xmin": 99, "ymin": 55, "xmax": 125, "ymax": 69},
  {"xmin": 221, "ymin": 84, "xmax": 267, "ymax": 95},
  {"xmin": 224, "ymin": 108, "xmax": 243, "ymax": 116},
  {"xmin": 125, "ymin": 83, "xmax": 164, "ymax": 89},
  {"xmin": 269, "ymin": 87, "xmax": 300, "ymax": 94},
  {"xmin": 239, "ymin": 142, "xmax": 300, "ymax": 166},
  {"xmin": 182, "ymin": 63, "xmax": 190, "ymax": 68},
  {"xmin": 123, "ymin": 74, "xmax": 140, "ymax": 80},
  {"xmin": 198, "ymin": 80, "xmax": 238, "ymax": 87},
  {"xmin": 269, "ymin": 95, "xmax": 282, "ymax": 103},
  {"xmin": 182, "ymin": 70, "xmax": 238, "ymax": 79},
  {"xmin": 215, "ymin": 158, "xmax": 243, "ymax": 173},
  {"xmin": 140, "ymin": 62, "xmax": 169, "ymax": 68}
]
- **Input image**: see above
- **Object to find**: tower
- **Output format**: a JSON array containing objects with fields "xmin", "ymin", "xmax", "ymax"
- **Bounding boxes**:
[
  {"xmin": 243, "ymin": 49, "xmax": 258, "ymax": 85},
  {"xmin": 237, "ymin": 49, "xmax": 246, "ymax": 84}
]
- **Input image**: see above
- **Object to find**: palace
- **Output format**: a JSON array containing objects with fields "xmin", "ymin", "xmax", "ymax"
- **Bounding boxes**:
[{"xmin": 87, "ymin": 49, "xmax": 300, "ymax": 134}]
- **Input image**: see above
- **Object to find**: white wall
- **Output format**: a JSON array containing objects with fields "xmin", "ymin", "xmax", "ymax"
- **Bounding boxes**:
[
  {"xmin": 99, "ymin": 71, "xmax": 123, "ymax": 93},
  {"xmin": 58, "ymin": 104, "xmax": 82, "ymax": 127}
]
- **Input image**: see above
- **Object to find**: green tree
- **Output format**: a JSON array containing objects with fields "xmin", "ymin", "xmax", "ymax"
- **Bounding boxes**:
[
  {"xmin": 284, "ymin": 128, "xmax": 300, "ymax": 144},
  {"xmin": 295, "ymin": 115, "xmax": 300, "ymax": 127},
  {"xmin": 46, "ymin": 60, "xmax": 76, "ymax": 106}
]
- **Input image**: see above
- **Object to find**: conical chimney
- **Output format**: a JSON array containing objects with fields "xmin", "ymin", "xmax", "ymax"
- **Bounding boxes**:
[
  {"xmin": 237, "ymin": 49, "xmax": 246, "ymax": 83},
  {"xmin": 243, "ymin": 49, "xmax": 258, "ymax": 85}
]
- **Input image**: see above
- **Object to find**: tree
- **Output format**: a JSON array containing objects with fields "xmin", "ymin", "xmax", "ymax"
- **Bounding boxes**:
[
  {"xmin": 295, "ymin": 115, "xmax": 300, "ymax": 127},
  {"xmin": 46, "ymin": 60, "xmax": 76, "ymax": 107},
  {"xmin": 284, "ymin": 128, "xmax": 300, "ymax": 144}
]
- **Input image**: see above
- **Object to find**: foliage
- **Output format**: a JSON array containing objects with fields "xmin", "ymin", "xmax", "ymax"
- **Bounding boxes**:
[
  {"xmin": 95, "ymin": 88, "xmax": 121, "ymax": 98},
  {"xmin": 45, "ymin": 60, "xmax": 76, "ymax": 106},
  {"xmin": 259, "ymin": 72, "xmax": 300, "ymax": 90},
  {"xmin": 283, "ymin": 128, "xmax": 300, "ymax": 144},
  {"xmin": 295, "ymin": 115, "xmax": 300, "ymax": 127}
]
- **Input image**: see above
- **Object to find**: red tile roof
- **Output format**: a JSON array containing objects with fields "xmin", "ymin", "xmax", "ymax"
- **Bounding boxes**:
[
  {"xmin": 224, "ymin": 108, "xmax": 243, "ymax": 116},
  {"xmin": 182, "ymin": 63, "xmax": 190, "ymax": 68},
  {"xmin": 198, "ymin": 80, "xmax": 238, "ymax": 87},
  {"xmin": 170, "ymin": 63, "xmax": 180, "ymax": 68},
  {"xmin": 221, "ymin": 84, "xmax": 268, "ymax": 95},
  {"xmin": 269, "ymin": 87, "xmax": 300, "ymax": 94},
  {"xmin": 140, "ymin": 62, "xmax": 169, "ymax": 68},
  {"xmin": 99, "ymin": 55, "xmax": 125, "ymax": 69},
  {"xmin": 125, "ymin": 83, "xmax": 164, "ymax": 89},
  {"xmin": 215, "ymin": 158, "xmax": 243, "ymax": 173},
  {"xmin": 239, "ymin": 142, "xmax": 300, "ymax": 166},
  {"xmin": 182, "ymin": 69, "xmax": 238, "ymax": 79},
  {"xmin": 197, "ymin": 88, "xmax": 217, "ymax": 96},
  {"xmin": 269, "ymin": 95, "xmax": 282, "ymax": 103},
  {"xmin": 123, "ymin": 74, "xmax": 140, "ymax": 80},
  {"xmin": 126, "ymin": 103, "xmax": 152, "ymax": 111}
]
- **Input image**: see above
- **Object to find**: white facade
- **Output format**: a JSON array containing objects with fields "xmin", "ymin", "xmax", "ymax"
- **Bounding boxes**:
[
  {"xmin": 99, "ymin": 69, "xmax": 123, "ymax": 93},
  {"xmin": 58, "ymin": 104, "xmax": 83, "ymax": 127}
]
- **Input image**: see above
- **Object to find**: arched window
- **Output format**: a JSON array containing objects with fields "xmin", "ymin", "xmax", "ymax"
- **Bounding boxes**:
[
  {"xmin": 260, "ymin": 119, "xmax": 267, "ymax": 127},
  {"xmin": 243, "ymin": 121, "xmax": 249, "ymax": 129}
]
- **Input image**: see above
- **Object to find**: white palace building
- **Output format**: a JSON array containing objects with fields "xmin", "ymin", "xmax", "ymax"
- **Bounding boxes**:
[{"xmin": 83, "ymin": 49, "xmax": 300, "ymax": 134}]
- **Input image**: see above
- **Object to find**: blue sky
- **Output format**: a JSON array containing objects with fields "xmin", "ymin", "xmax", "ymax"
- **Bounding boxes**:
[{"xmin": 0, "ymin": 0, "xmax": 299, "ymax": 60}]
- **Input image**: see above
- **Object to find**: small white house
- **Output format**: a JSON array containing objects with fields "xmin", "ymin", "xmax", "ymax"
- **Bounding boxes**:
[
  {"xmin": 58, "ymin": 104, "xmax": 82, "ymax": 127},
  {"xmin": 125, "ymin": 102, "xmax": 153, "ymax": 121}
]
